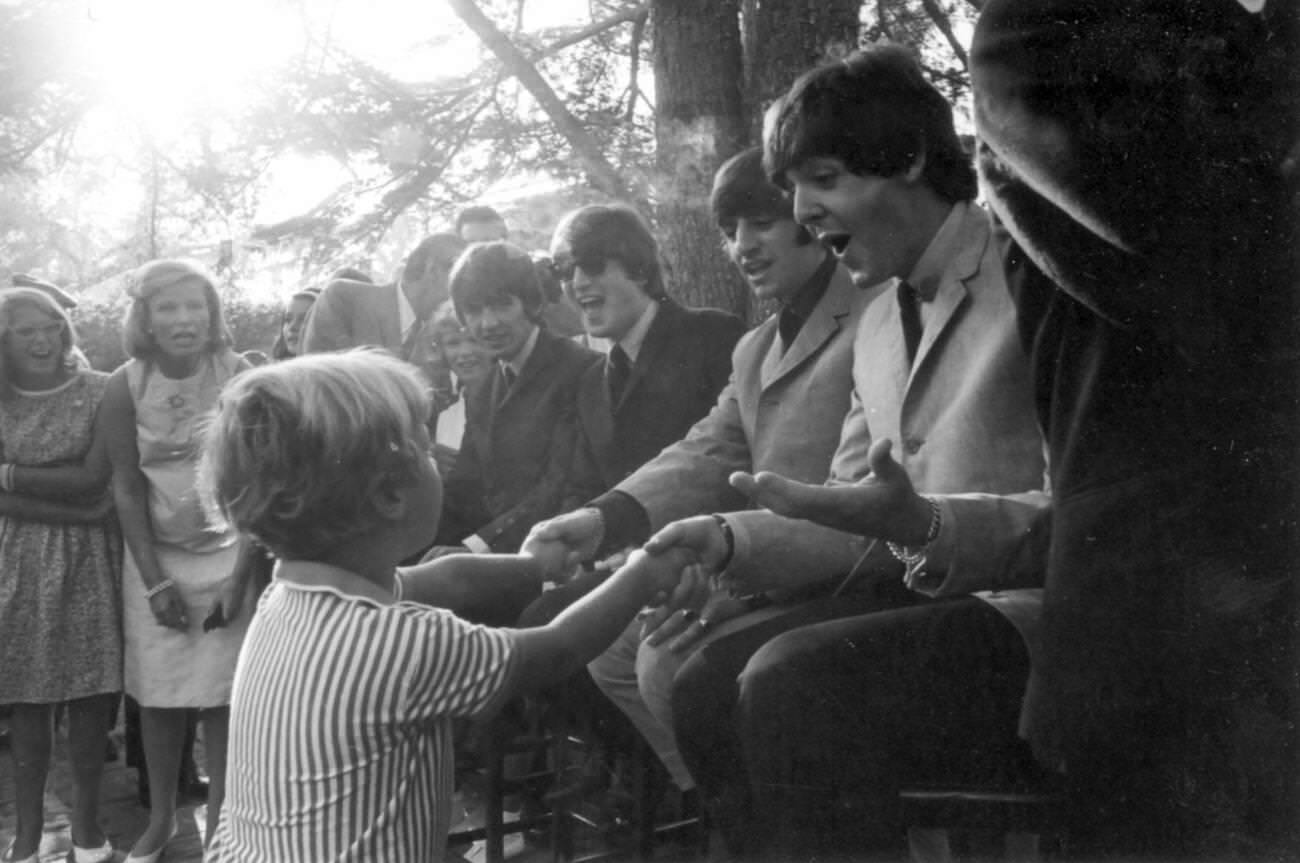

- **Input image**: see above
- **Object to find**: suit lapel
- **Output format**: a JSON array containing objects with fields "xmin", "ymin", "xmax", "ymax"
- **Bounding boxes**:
[
  {"xmin": 615, "ymin": 301, "xmax": 676, "ymax": 414},
  {"xmin": 909, "ymin": 205, "xmax": 986, "ymax": 383},
  {"xmin": 761, "ymin": 270, "xmax": 856, "ymax": 391}
]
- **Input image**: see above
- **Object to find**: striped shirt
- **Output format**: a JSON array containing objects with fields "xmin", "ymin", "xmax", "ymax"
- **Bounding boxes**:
[{"xmin": 207, "ymin": 569, "xmax": 517, "ymax": 862}]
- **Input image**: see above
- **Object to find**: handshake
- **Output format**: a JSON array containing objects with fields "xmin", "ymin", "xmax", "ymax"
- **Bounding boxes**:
[{"xmin": 520, "ymin": 507, "xmax": 755, "ymax": 652}]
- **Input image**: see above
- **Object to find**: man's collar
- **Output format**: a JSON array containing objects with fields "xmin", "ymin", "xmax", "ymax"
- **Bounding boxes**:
[
  {"xmin": 904, "ymin": 202, "xmax": 963, "ymax": 302},
  {"xmin": 616, "ymin": 300, "xmax": 660, "ymax": 363},
  {"xmin": 782, "ymin": 253, "xmax": 837, "ymax": 322},
  {"xmin": 500, "ymin": 324, "xmax": 541, "ymax": 376}
]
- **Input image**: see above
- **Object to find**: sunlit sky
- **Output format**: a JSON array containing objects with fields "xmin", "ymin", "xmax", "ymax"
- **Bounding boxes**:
[{"xmin": 64, "ymin": 0, "xmax": 589, "ymax": 228}]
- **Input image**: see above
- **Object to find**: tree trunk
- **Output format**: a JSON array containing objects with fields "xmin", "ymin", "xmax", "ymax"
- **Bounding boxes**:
[
  {"xmin": 742, "ymin": 0, "xmax": 862, "ymax": 138},
  {"xmin": 651, "ymin": 0, "xmax": 750, "ymax": 318}
]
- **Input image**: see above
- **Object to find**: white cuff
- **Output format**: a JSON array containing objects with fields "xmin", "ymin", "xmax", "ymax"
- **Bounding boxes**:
[{"xmin": 462, "ymin": 534, "xmax": 491, "ymax": 555}]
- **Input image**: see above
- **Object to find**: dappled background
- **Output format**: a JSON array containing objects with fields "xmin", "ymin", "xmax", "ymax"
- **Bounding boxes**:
[{"xmin": 2, "ymin": 0, "xmax": 978, "ymax": 365}]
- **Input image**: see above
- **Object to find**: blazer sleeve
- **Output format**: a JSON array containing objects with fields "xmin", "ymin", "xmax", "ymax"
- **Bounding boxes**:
[
  {"xmin": 301, "ymin": 282, "xmax": 353, "ymax": 353},
  {"xmin": 615, "ymin": 368, "xmax": 749, "ymax": 532},
  {"xmin": 725, "ymin": 392, "xmax": 1051, "ymax": 597}
]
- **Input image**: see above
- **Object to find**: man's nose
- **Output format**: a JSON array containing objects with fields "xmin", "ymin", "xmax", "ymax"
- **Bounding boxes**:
[{"xmin": 792, "ymin": 186, "xmax": 822, "ymax": 227}]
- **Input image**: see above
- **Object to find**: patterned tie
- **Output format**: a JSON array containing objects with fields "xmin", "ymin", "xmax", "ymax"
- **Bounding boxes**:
[
  {"xmin": 607, "ymin": 345, "xmax": 631, "ymax": 403},
  {"xmin": 898, "ymin": 280, "xmax": 923, "ymax": 366},
  {"xmin": 498, "ymin": 364, "xmax": 516, "ymax": 404}
]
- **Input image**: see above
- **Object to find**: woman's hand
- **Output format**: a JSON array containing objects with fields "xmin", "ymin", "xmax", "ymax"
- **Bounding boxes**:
[
  {"xmin": 148, "ymin": 584, "xmax": 189, "ymax": 631},
  {"xmin": 205, "ymin": 572, "xmax": 245, "ymax": 631},
  {"xmin": 650, "ymin": 592, "xmax": 751, "ymax": 653}
]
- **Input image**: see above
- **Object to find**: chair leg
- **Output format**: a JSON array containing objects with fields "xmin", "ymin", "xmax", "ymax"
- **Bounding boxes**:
[
  {"xmin": 486, "ymin": 729, "xmax": 504, "ymax": 863},
  {"xmin": 908, "ymin": 827, "xmax": 953, "ymax": 863}
]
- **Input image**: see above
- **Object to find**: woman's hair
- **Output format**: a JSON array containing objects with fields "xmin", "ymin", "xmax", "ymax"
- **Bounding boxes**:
[
  {"xmin": 199, "ymin": 349, "xmax": 434, "ymax": 560},
  {"xmin": 270, "ymin": 288, "xmax": 320, "ymax": 361},
  {"xmin": 449, "ymin": 241, "xmax": 546, "ymax": 324},
  {"xmin": 764, "ymin": 44, "xmax": 977, "ymax": 204},
  {"xmin": 121, "ymin": 259, "xmax": 232, "ymax": 360},
  {"xmin": 0, "ymin": 287, "xmax": 79, "ymax": 398}
]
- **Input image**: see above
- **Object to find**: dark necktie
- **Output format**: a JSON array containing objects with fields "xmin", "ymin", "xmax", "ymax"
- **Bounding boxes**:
[
  {"xmin": 778, "ymin": 307, "xmax": 801, "ymax": 355},
  {"xmin": 498, "ymin": 364, "xmax": 516, "ymax": 403},
  {"xmin": 898, "ymin": 280, "xmax": 923, "ymax": 366},
  {"xmin": 607, "ymin": 345, "xmax": 631, "ymax": 403}
]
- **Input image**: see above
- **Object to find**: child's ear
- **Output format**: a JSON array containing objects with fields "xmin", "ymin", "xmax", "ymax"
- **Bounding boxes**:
[
  {"xmin": 370, "ymin": 475, "xmax": 408, "ymax": 523},
  {"xmin": 903, "ymin": 145, "xmax": 927, "ymax": 183}
]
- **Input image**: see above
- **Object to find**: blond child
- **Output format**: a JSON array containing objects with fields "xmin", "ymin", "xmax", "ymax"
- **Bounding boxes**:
[{"xmin": 198, "ymin": 349, "xmax": 692, "ymax": 862}]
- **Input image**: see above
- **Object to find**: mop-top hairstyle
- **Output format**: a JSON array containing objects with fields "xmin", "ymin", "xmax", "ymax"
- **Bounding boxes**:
[
  {"xmin": 764, "ymin": 44, "xmax": 977, "ymax": 204},
  {"xmin": 199, "ymin": 349, "xmax": 433, "ymax": 560}
]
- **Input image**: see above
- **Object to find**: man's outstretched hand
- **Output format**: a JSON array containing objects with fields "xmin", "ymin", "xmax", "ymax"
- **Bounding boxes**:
[{"xmin": 729, "ymin": 438, "xmax": 934, "ymax": 545}]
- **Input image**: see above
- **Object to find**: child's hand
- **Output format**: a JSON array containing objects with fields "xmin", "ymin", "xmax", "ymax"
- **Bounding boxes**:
[{"xmin": 622, "ymin": 546, "xmax": 697, "ymax": 604}]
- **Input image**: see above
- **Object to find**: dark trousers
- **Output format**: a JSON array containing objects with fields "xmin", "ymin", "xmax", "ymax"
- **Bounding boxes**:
[
  {"xmin": 670, "ymin": 579, "xmax": 917, "ymax": 856},
  {"xmin": 735, "ymin": 597, "xmax": 1032, "ymax": 860}
]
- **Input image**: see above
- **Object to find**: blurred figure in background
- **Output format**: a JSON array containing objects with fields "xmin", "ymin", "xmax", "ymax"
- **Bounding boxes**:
[
  {"xmin": 455, "ymin": 205, "xmax": 509, "ymax": 244},
  {"xmin": 270, "ymin": 288, "xmax": 319, "ymax": 361},
  {"xmin": 425, "ymin": 300, "xmax": 493, "ymax": 477}
]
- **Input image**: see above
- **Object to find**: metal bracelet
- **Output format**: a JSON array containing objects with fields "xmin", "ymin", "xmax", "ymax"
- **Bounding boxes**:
[{"xmin": 143, "ymin": 579, "xmax": 175, "ymax": 600}]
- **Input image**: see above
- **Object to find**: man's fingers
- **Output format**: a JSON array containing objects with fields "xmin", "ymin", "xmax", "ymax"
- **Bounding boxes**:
[{"xmin": 645, "ymin": 609, "xmax": 694, "ymax": 646}]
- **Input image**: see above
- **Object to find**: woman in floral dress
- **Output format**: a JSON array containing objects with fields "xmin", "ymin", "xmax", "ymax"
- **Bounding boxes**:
[{"xmin": 0, "ymin": 287, "xmax": 120, "ymax": 863}]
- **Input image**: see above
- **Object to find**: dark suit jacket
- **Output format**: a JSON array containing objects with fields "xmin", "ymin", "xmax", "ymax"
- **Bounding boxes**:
[
  {"xmin": 438, "ymin": 328, "xmax": 599, "ymax": 552},
  {"xmin": 564, "ymin": 300, "xmax": 745, "ymax": 504}
]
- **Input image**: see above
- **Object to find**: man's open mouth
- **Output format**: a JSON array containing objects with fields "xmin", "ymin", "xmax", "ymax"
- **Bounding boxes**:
[{"xmin": 820, "ymin": 233, "xmax": 852, "ymax": 255}]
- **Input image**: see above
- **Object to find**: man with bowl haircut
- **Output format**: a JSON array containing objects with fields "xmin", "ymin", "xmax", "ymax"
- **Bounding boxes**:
[
  {"xmin": 302, "ymin": 232, "xmax": 465, "ymax": 365},
  {"xmin": 435, "ymin": 242, "xmax": 599, "ymax": 563},
  {"xmin": 554, "ymin": 204, "xmax": 744, "ymax": 501},
  {"xmin": 639, "ymin": 45, "xmax": 1052, "ymax": 858},
  {"xmin": 524, "ymin": 147, "xmax": 879, "ymax": 796}
]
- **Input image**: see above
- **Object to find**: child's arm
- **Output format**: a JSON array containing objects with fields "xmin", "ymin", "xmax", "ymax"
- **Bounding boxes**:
[
  {"xmin": 399, "ymin": 553, "xmax": 545, "ymax": 625},
  {"xmin": 505, "ymin": 546, "xmax": 696, "ymax": 695}
]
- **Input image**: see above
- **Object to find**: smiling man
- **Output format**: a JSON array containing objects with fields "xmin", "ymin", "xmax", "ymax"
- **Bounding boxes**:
[
  {"xmin": 433, "ymin": 241, "xmax": 598, "ymax": 567},
  {"xmin": 552, "ymin": 204, "xmax": 744, "ymax": 502},
  {"xmin": 521, "ymin": 149, "xmax": 880, "ymax": 802},
  {"xmin": 639, "ymin": 47, "xmax": 1051, "ymax": 860}
]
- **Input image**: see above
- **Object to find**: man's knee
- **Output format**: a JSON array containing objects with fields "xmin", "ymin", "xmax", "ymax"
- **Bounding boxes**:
[
  {"xmin": 588, "ymin": 619, "xmax": 641, "ymax": 691},
  {"xmin": 737, "ymin": 626, "xmax": 820, "ymax": 716},
  {"xmin": 635, "ymin": 638, "xmax": 686, "ymax": 730}
]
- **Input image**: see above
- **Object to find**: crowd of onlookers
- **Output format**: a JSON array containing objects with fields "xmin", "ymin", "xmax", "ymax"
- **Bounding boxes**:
[{"xmin": 2, "ymin": 2, "xmax": 1297, "ymax": 862}]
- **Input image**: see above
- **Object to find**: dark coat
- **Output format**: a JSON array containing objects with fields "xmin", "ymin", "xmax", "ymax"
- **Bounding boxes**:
[
  {"xmin": 564, "ymin": 300, "xmax": 746, "ymax": 504},
  {"xmin": 438, "ymin": 328, "xmax": 599, "ymax": 552}
]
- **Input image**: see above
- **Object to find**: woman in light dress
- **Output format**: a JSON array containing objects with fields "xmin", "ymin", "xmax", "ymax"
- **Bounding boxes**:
[{"xmin": 98, "ymin": 260, "xmax": 256, "ymax": 862}]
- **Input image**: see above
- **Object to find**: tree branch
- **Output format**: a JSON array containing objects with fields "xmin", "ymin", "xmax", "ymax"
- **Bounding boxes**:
[
  {"xmin": 624, "ymin": 8, "xmax": 647, "ymax": 123},
  {"xmin": 918, "ymin": 0, "xmax": 968, "ymax": 70},
  {"xmin": 444, "ymin": 0, "xmax": 632, "ymax": 200},
  {"xmin": 530, "ymin": 2, "xmax": 650, "ymax": 62}
]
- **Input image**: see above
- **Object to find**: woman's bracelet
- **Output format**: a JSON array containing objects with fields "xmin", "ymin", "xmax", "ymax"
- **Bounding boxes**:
[
  {"xmin": 143, "ymin": 579, "xmax": 176, "ymax": 600},
  {"xmin": 710, "ymin": 513, "xmax": 736, "ymax": 572},
  {"xmin": 0, "ymin": 464, "xmax": 15, "ymax": 492}
]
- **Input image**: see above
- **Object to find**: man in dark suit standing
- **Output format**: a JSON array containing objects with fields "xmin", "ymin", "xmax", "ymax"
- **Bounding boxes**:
[
  {"xmin": 435, "ymin": 242, "xmax": 599, "ymax": 560},
  {"xmin": 555, "ymin": 204, "xmax": 745, "ymax": 502},
  {"xmin": 301, "ymin": 232, "xmax": 465, "ymax": 368}
]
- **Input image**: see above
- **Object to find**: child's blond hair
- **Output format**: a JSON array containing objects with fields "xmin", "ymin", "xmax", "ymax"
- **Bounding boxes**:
[{"xmin": 199, "ymin": 349, "xmax": 433, "ymax": 558}]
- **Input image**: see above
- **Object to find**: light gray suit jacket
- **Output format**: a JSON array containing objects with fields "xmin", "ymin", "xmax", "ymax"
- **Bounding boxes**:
[
  {"xmin": 617, "ymin": 265, "xmax": 879, "ymax": 530},
  {"xmin": 727, "ymin": 203, "xmax": 1050, "ymax": 622}
]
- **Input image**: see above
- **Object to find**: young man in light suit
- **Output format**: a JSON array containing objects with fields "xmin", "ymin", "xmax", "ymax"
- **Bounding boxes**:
[
  {"xmin": 644, "ymin": 46, "xmax": 1051, "ymax": 859},
  {"xmin": 524, "ymin": 148, "xmax": 882, "ymax": 794}
]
